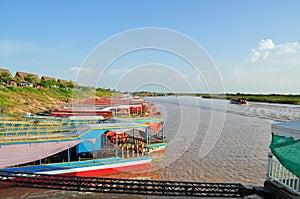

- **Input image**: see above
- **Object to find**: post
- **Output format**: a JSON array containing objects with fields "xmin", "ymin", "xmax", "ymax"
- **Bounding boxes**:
[
  {"xmin": 130, "ymin": 130, "xmax": 133, "ymax": 143},
  {"xmin": 68, "ymin": 148, "xmax": 70, "ymax": 163},
  {"xmin": 93, "ymin": 142, "xmax": 95, "ymax": 160},
  {"xmin": 161, "ymin": 121, "xmax": 164, "ymax": 142},
  {"xmin": 266, "ymin": 152, "xmax": 273, "ymax": 180},
  {"xmin": 146, "ymin": 127, "xmax": 149, "ymax": 145},
  {"xmin": 115, "ymin": 134, "xmax": 118, "ymax": 157}
]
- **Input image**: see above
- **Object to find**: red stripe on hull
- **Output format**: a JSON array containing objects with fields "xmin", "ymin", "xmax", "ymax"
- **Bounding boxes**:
[{"xmin": 58, "ymin": 162, "xmax": 152, "ymax": 177}]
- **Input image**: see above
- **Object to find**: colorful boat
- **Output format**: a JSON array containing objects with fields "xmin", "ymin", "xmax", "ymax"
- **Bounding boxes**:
[
  {"xmin": 49, "ymin": 97, "xmax": 160, "ymax": 118},
  {"xmin": 0, "ymin": 120, "xmax": 154, "ymax": 177},
  {"xmin": 50, "ymin": 108, "xmax": 112, "ymax": 118}
]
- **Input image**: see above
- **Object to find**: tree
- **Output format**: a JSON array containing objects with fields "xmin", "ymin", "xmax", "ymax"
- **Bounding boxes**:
[
  {"xmin": 39, "ymin": 79, "xmax": 57, "ymax": 88},
  {"xmin": 59, "ymin": 83, "xmax": 67, "ymax": 89},
  {"xmin": 0, "ymin": 72, "xmax": 12, "ymax": 84},
  {"xmin": 66, "ymin": 81, "xmax": 75, "ymax": 89},
  {"xmin": 16, "ymin": 77, "xmax": 21, "ymax": 86},
  {"xmin": 24, "ymin": 74, "xmax": 38, "ymax": 85}
]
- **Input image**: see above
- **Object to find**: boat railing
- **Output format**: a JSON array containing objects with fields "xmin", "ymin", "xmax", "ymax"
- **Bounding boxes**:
[
  {"xmin": 266, "ymin": 153, "xmax": 300, "ymax": 195},
  {"xmin": 0, "ymin": 126, "xmax": 77, "ymax": 142}
]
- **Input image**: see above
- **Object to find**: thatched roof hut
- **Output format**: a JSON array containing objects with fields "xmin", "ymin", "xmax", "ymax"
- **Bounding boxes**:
[
  {"xmin": 41, "ymin": 76, "xmax": 56, "ymax": 81},
  {"xmin": 57, "ymin": 79, "xmax": 68, "ymax": 84},
  {"xmin": 14, "ymin": 72, "xmax": 40, "ymax": 83},
  {"xmin": 0, "ymin": 68, "xmax": 13, "ymax": 77}
]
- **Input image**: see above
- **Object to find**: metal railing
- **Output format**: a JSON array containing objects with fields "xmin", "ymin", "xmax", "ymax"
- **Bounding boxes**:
[
  {"xmin": 266, "ymin": 153, "xmax": 300, "ymax": 195},
  {"xmin": 0, "ymin": 171, "xmax": 266, "ymax": 198}
]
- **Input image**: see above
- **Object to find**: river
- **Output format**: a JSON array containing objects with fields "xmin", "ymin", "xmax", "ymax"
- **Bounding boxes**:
[{"xmin": 1, "ymin": 96, "xmax": 300, "ymax": 198}]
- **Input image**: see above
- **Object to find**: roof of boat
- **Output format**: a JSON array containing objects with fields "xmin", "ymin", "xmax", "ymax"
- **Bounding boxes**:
[{"xmin": 272, "ymin": 120, "xmax": 300, "ymax": 140}]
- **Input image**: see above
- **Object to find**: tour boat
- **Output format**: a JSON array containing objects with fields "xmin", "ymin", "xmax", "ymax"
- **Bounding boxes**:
[{"xmin": 0, "ymin": 120, "xmax": 155, "ymax": 177}]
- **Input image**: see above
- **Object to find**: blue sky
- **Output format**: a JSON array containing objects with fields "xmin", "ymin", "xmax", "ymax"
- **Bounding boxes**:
[{"xmin": 0, "ymin": 0, "xmax": 300, "ymax": 93}]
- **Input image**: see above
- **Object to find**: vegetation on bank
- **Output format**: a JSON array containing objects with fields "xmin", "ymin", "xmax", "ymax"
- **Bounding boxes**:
[
  {"xmin": 0, "ymin": 86, "xmax": 121, "ymax": 116},
  {"xmin": 133, "ymin": 91, "xmax": 300, "ymax": 105},
  {"xmin": 198, "ymin": 93, "xmax": 300, "ymax": 105}
]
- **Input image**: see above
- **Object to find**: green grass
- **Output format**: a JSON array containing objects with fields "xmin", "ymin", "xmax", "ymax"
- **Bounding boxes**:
[{"xmin": 0, "ymin": 86, "xmax": 121, "ymax": 115}]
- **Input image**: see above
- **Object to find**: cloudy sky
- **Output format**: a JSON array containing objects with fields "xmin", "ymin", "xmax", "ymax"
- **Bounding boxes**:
[{"xmin": 0, "ymin": 0, "xmax": 299, "ymax": 94}]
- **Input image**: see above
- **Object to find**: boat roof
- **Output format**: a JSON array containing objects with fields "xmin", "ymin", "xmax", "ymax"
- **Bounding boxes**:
[
  {"xmin": 66, "ymin": 116, "xmax": 105, "ymax": 120},
  {"xmin": 272, "ymin": 120, "xmax": 300, "ymax": 140},
  {"xmin": 85, "ymin": 122, "xmax": 148, "ymax": 129},
  {"xmin": 0, "ymin": 122, "xmax": 148, "ymax": 145},
  {"xmin": 101, "ymin": 104, "xmax": 142, "ymax": 111}
]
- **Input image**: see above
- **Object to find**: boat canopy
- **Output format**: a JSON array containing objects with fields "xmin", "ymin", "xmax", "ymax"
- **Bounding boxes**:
[
  {"xmin": 270, "ymin": 120, "xmax": 300, "ymax": 178},
  {"xmin": 272, "ymin": 120, "xmax": 300, "ymax": 140},
  {"xmin": 0, "ymin": 140, "xmax": 82, "ymax": 167}
]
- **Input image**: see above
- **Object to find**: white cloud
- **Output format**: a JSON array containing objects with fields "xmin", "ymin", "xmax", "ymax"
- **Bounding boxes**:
[
  {"xmin": 277, "ymin": 42, "xmax": 298, "ymax": 55},
  {"xmin": 259, "ymin": 39, "xmax": 275, "ymax": 50},
  {"xmin": 262, "ymin": 51, "xmax": 269, "ymax": 61},
  {"xmin": 69, "ymin": 67, "xmax": 96, "ymax": 86},
  {"xmin": 229, "ymin": 39, "xmax": 300, "ymax": 93},
  {"xmin": 247, "ymin": 39, "xmax": 300, "ymax": 63},
  {"xmin": 250, "ymin": 49, "xmax": 260, "ymax": 62},
  {"xmin": 69, "ymin": 66, "xmax": 94, "ymax": 73}
]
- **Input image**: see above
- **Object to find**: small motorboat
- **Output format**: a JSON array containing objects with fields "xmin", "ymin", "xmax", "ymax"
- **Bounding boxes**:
[{"xmin": 230, "ymin": 98, "xmax": 248, "ymax": 105}]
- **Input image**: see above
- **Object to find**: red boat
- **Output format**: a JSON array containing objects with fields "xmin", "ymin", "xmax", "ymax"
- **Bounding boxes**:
[{"xmin": 50, "ymin": 108, "xmax": 112, "ymax": 118}]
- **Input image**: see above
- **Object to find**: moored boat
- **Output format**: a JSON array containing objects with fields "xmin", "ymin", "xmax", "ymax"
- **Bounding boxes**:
[{"xmin": 0, "ymin": 120, "xmax": 156, "ymax": 177}]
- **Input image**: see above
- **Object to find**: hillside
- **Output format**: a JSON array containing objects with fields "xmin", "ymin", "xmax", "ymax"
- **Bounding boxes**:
[{"xmin": 0, "ymin": 86, "xmax": 119, "ymax": 116}]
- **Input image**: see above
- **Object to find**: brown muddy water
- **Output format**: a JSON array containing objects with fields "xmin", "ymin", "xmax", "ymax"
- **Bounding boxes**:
[{"xmin": 1, "ymin": 96, "xmax": 300, "ymax": 198}]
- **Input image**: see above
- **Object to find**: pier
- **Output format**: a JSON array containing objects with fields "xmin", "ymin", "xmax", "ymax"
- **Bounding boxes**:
[{"xmin": 0, "ymin": 171, "xmax": 273, "ymax": 198}]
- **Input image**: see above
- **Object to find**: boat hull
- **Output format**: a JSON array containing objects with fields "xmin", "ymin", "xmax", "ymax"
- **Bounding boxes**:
[
  {"xmin": 41, "ymin": 160, "xmax": 152, "ymax": 177},
  {"xmin": 1, "ymin": 157, "xmax": 152, "ymax": 177}
]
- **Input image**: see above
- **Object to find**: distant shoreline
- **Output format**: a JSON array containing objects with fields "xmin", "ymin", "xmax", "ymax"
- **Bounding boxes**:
[{"xmin": 139, "ymin": 92, "xmax": 300, "ymax": 105}]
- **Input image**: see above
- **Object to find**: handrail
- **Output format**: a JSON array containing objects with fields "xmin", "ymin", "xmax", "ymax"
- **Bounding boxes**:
[{"xmin": 266, "ymin": 153, "xmax": 300, "ymax": 195}]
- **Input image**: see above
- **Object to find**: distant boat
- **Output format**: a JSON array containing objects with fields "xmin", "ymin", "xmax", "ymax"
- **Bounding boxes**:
[{"xmin": 230, "ymin": 98, "xmax": 248, "ymax": 105}]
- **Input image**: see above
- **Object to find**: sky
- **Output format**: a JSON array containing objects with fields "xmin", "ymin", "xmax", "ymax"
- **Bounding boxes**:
[{"xmin": 0, "ymin": 0, "xmax": 300, "ymax": 94}]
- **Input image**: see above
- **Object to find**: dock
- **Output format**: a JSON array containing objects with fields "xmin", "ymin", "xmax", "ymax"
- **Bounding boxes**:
[{"xmin": 0, "ymin": 171, "xmax": 273, "ymax": 198}]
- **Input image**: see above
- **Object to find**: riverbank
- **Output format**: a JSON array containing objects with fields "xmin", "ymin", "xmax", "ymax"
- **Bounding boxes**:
[
  {"xmin": 199, "ymin": 93, "xmax": 300, "ymax": 105},
  {"xmin": 135, "ymin": 92, "xmax": 300, "ymax": 105},
  {"xmin": 0, "ymin": 86, "xmax": 120, "ymax": 116}
]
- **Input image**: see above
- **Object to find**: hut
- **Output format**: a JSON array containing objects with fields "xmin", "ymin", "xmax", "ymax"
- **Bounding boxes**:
[
  {"xmin": 14, "ymin": 71, "xmax": 40, "ymax": 87},
  {"xmin": 0, "ymin": 68, "xmax": 12, "ymax": 77},
  {"xmin": 0, "ymin": 68, "xmax": 14, "ymax": 85},
  {"xmin": 41, "ymin": 76, "xmax": 56, "ymax": 81},
  {"xmin": 57, "ymin": 79, "xmax": 68, "ymax": 84},
  {"xmin": 41, "ymin": 76, "xmax": 57, "ymax": 88}
]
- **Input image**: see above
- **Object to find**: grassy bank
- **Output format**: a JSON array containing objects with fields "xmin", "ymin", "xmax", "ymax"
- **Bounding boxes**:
[
  {"xmin": 199, "ymin": 93, "xmax": 300, "ymax": 105},
  {"xmin": 0, "ymin": 86, "xmax": 120, "ymax": 116}
]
